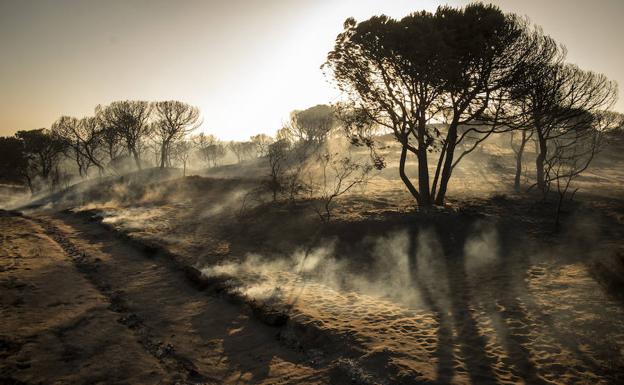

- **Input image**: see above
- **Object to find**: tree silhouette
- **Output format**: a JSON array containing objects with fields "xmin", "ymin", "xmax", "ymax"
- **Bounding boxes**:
[
  {"xmin": 14, "ymin": 129, "xmax": 66, "ymax": 191},
  {"xmin": 97, "ymin": 101, "xmax": 152, "ymax": 169},
  {"xmin": 325, "ymin": 4, "xmax": 556, "ymax": 207},
  {"xmin": 172, "ymin": 139, "xmax": 195, "ymax": 176},
  {"xmin": 284, "ymin": 105, "xmax": 336, "ymax": 145},
  {"xmin": 194, "ymin": 133, "xmax": 227, "ymax": 168},
  {"xmin": 228, "ymin": 141, "xmax": 254, "ymax": 163},
  {"xmin": 313, "ymin": 151, "xmax": 373, "ymax": 222},
  {"xmin": 51, "ymin": 116, "xmax": 105, "ymax": 176},
  {"xmin": 250, "ymin": 134, "xmax": 274, "ymax": 157},
  {"xmin": 509, "ymin": 130, "xmax": 533, "ymax": 191},
  {"xmin": 152, "ymin": 101, "xmax": 201, "ymax": 169},
  {"xmin": 0, "ymin": 137, "xmax": 29, "ymax": 189},
  {"xmin": 515, "ymin": 63, "xmax": 617, "ymax": 193},
  {"xmin": 265, "ymin": 139, "xmax": 290, "ymax": 201}
]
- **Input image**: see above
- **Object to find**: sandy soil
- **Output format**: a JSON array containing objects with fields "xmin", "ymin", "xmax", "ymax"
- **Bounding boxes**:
[
  {"xmin": 209, "ymin": 255, "xmax": 624, "ymax": 385},
  {"xmin": 3, "ymin": 137, "xmax": 624, "ymax": 385},
  {"xmin": 0, "ymin": 212, "xmax": 334, "ymax": 384},
  {"xmin": 54, "ymin": 183, "xmax": 624, "ymax": 385}
]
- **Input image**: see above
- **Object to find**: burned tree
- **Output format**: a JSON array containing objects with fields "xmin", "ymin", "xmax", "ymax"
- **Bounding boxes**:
[
  {"xmin": 265, "ymin": 139, "xmax": 290, "ymax": 201},
  {"xmin": 509, "ymin": 130, "xmax": 533, "ymax": 191},
  {"xmin": 97, "ymin": 101, "xmax": 152, "ymax": 169},
  {"xmin": 14, "ymin": 129, "xmax": 66, "ymax": 191},
  {"xmin": 519, "ymin": 63, "xmax": 617, "ymax": 193},
  {"xmin": 152, "ymin": 101, "xmax": 201, "ymax": 169},
  {"xmin": 313, "ymin": 150, "xmax": 373, "ymax": 222},
  {"xmin": 250, "ymin": 134, "xmax": 274, "ymax": 157},
  {"xmin": 546, "ymin": 111, "xmax": 624, "ymax": 228},
  {"xmin": 51, "ymin": 116, "xmax": 105, "ymax": 176},
  {"xmin": 171, "ymin": 139, "xmax": 195, "ymax": 176},
  {"xmin": 270, "ymin": 105, "xmax": 338, "ymax": 201},
  {"xmin": 285, "ymin": 105, "xmax": 336, "ymax": 145},
  {"xmin": 228, "ymin": 141, "xmax": 254, "ymax": 163},
  {"xmin": 99, "ymin": 123, "xmax": 122, "ymax": 163},
  {"xmin": 324, "ymin": 4, "xmax": 556, "ymax": 207},
  {"xmin": 0, "ymin": 137, "xmax": 30, "ymax": 191},
  {"xmin": 194, "ymin": 133, "xmax": 227, "ymax": 167}
]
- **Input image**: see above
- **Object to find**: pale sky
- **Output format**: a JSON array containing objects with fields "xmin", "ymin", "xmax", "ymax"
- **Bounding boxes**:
[{"xmin": 1, "ymin": 0, "xmax": 622, "ymax": 140}]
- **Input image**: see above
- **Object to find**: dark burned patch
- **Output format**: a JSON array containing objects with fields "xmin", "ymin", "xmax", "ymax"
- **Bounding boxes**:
[
  {"xmin": 248, "ymin": 299, "xmax": 290, "ymax": 327},
  {"xmin": 118, "ymin": 313, "xmax": 142, "ymax": 329},
  {"xmin": 590, "ymin": 248, "xmax": 624, "ymax": 302},
  {"xmin": 0, "ymin": 337, "xmax": 23, "ymax": 359},
  {"xmin": 0, "ymin": 209, "xmax": 23, "ymax": 217},
  {"xmin": 0, "ymin": 377, "xmax": 31, "ymax": 385}
]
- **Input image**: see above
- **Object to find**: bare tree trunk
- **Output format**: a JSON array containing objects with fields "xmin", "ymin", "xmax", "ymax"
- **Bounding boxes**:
[
  {"xmin": 24, "ymin": 174, "xmax": 34, "ymax": 195},
  {"xmin": 416, "ymin": 120, "xmax": 431, "ymax": 206},
  {"xmin": 108, "ymin": 144, "xmax": 116, "ymax": 162},
  {"xmin": 535, "ymin": 132, "xmax": 547, "ymax": 194},
  {"xmin": 160, "ymin": 142, "xmax": 167, "ymax": 168},
  {"xmin": 435, "ymin": 123, "xmax": 458, "ymax": 206},
  {"xmin": 398, "ymin": 145, "xmax": 422, "ymax": 206},
  {"xmin": 514, "ymin": 131, "xmax": 529, "ymax": 192},
  {"xmin": 430, "ymin": 141, "xmax": 447, "ymax": 199},
  {"xmin": 131, "ymin": 148, "xmax": 142, "ymax": 170}
]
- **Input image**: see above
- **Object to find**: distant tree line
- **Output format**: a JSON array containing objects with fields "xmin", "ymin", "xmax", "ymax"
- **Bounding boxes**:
[
  {"xmin": 0, "ymin": 99, "xmax": 285, "ymax": 191},
  {"xmin": 0, "ymin": 99, "xmax": 352, "ymax": 196}
]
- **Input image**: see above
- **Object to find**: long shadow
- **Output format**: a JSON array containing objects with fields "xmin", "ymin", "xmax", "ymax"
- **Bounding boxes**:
[
  {"xmin": 407, "ymin": 222, "xmax": 500, "ymax": 385},
  {"xmin": 405, "ymin": 213, "xmax": 568, "ymax": 385},
  {"xmin": 440, "ymin": 228, "xmax": 500, "ymax": 385},
  {"xmin": 499, "ymin": 230, "xmax": 621, "ymax": 382},
  {"xmin": 490, "ymin": 218, "xmax": 619, "ymax": 384},
  {"xmin": 407, "ymin": 224, "xmax": 455, "ymax": 384},
  {"xmin": 484, "ymin": 228, "xmax": 549, "ymax": 385}
]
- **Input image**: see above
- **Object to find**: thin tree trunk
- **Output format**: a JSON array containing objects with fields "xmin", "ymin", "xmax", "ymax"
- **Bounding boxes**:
[
  {"xmin": 160, "ymin": 142, "xmax": 167, "ymax": 168},
  {"xmin": 399, "ymin": 145, "xmax": 421, "ymax": 206},
  {"xmin": 24, "ymin": 175, "xmax": 34, "ymax": 195},
  {"xmin": 132, "ymin": 148, "xmax": 142, "ymax": 170},
  {"xmin": 431, "ymin": 141, "xmax": 447, "ymax": 198},
  {"xmin": 435, "ymin": 123, "xmax": 458, "ymax": 205},
  {"xmin": 536, "ymin": 132, "xmax": 547, "ymax": 194},
  {"xmin": 416, "ymin": 120, "xmax": 431, "ymax": 206},
  {"xmin": 514, "ymin": 131, "xmax": 528, "ymax": 192}
]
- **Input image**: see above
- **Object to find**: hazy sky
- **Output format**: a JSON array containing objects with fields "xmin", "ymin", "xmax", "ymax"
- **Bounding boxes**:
[{"xmin": 1, "ymin": 0, "xmax": 622, "ymax": 140}]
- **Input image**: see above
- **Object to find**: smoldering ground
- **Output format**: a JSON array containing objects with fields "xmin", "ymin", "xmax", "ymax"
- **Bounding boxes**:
[
  {"xmin": 4, "ymin": 130, "xmax": 624, "ymax": 384},
  {"xmin": 201, "ymin": 200, "xmax": 612, "ymax": 315},
  {"xmin": 198, "ymin": 204, "xmax": 624, "ymax": 383},
  {"xmin": 200, "ymin": 222, "xmax": 504, "ymax": 310}
]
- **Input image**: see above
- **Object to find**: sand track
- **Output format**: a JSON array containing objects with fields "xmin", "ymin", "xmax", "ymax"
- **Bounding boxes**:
[{"xmin": 0, "ymin": 213, "xmax": 332, "ymax": 384}]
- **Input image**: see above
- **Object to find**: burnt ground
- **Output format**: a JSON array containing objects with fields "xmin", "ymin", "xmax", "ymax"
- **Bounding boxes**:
[
  {"xmin": 2, "ymin": 138, "xmax": 624, "ymax": 384},
  {"xmin": 0, "ymin": 211, "xmax": 341, "ymax": 385}
]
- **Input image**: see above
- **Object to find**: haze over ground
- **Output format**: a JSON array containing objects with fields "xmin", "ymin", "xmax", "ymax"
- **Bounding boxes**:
[{"xmin": 1, "ymin": 0, "xmax": 622, "ymax": 140}]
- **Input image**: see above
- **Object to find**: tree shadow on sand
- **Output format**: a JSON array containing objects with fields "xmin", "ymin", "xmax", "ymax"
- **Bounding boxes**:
[{"xmin": 405, "ymin": 219, "xmax": 550, "ymax": 385}]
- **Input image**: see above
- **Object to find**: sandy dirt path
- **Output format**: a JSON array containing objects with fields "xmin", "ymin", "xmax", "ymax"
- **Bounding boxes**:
[{"xmin": 0, "ymin": 213, "xmax": 331, "ymax": 385}]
